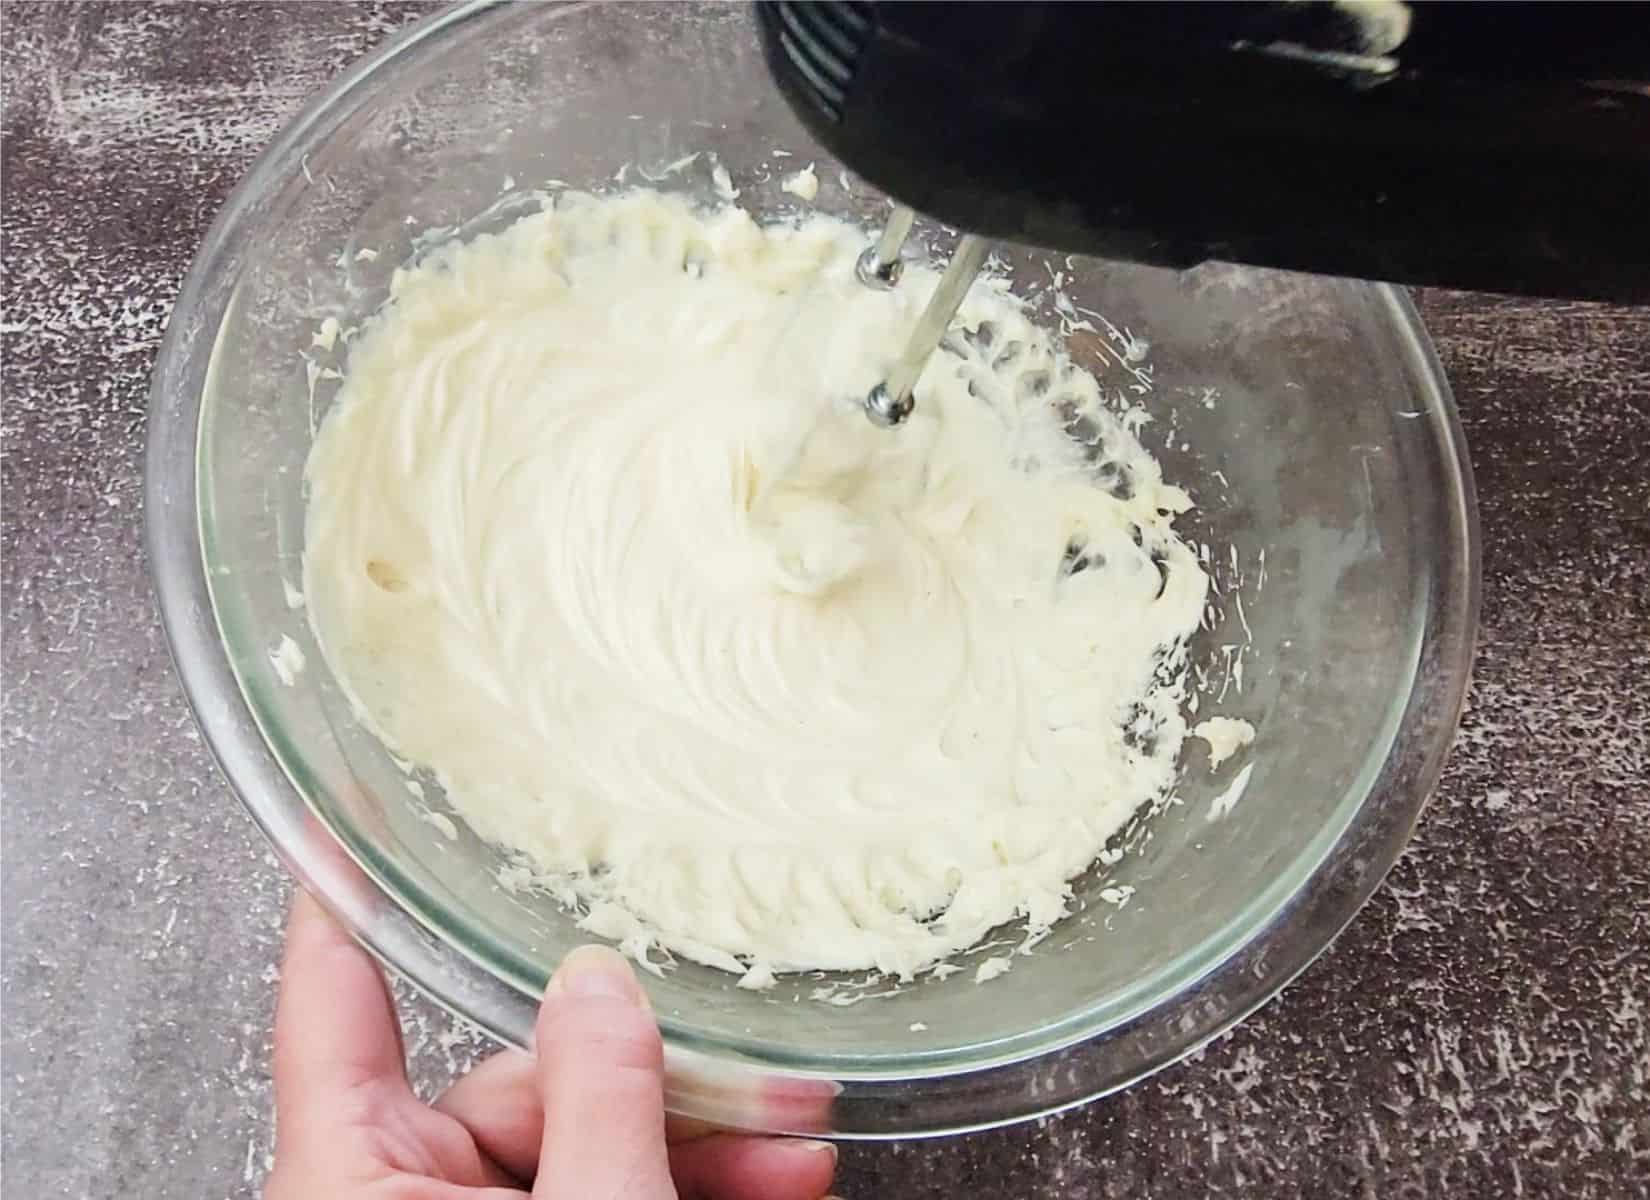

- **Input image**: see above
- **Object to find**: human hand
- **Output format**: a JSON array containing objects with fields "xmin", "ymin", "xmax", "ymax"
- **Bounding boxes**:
[{"xmin": 265, "ymin": 891, "xmax": 839, "ymax": 1199}]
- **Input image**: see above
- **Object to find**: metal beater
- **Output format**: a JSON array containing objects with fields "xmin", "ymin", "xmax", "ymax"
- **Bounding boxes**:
[{"xmin": 857, "ymin": 204, "xmax": 991, "ymax": 429}]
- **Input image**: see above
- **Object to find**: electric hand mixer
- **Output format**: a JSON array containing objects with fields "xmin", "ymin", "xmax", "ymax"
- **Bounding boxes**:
[{"xmin": 755, "ymin": 0, "xmax": 1650, "ymax": 426}]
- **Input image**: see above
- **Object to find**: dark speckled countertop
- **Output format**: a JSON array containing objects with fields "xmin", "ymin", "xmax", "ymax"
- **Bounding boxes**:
[{"xmin": 3, "ymin": 4, "xmax": 1647, "ymax": 1197}]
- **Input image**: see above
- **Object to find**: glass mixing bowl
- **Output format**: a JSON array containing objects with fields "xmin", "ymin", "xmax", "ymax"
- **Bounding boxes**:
[{"xmin": 146, "ymin": 0, "xmax": 1478, "ymax": 1136}]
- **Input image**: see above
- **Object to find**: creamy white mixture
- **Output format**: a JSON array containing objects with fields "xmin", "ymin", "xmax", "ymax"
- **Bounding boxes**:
[{"xmin": 304, "ymin": 189, "xmax": 1211, "ymax": 981}]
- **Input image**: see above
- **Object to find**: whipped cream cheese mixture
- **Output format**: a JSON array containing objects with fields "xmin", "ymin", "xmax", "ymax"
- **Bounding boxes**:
[{"xmin": 303, "ymin": 188, "xmax": 1214, "ymax": 982}]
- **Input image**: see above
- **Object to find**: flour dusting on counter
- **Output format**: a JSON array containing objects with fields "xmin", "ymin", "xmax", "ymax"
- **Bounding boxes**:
[{"xmin": 303, "ymin": 188, "xmax": 1217, "ymax": 983}]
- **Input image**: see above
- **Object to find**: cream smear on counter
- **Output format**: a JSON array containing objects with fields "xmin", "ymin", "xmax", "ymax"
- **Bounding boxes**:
[{"xmin": 303, "ymin": 187, "xmax": 1226, "ymax": 984}]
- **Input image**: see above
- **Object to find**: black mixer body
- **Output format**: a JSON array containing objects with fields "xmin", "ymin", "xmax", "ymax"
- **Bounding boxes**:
[{"xmin": 756, "ymin": 1, "xmax": 1650, "ymax": 303}]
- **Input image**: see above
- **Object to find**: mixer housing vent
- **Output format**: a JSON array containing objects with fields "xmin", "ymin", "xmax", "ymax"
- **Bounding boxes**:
[{"xmin": 757, "ymin": 0, "xmax": 873, "ymax": 122}]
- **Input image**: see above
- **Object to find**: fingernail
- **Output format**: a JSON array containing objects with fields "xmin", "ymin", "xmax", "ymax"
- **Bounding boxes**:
[
  {"xmin": 796, "ymin": 1139, "xmax": 837, "ymax": 1162},
  {"xmin": 548, "ymin": 944, "xmax": 645, "ymax": 1005}
]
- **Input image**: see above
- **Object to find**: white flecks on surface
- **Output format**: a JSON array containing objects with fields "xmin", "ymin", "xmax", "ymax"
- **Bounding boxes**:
[
  {"xmin": 1099, "ymin": 884, "xmax": 1136, "ymax": 906},
  {"xmin": 1334, "ymin": 0, "xmax": 1413, "ymax": 55},
  {"xmin": 710, "ymin": 162, "xmax": 738, "ymax": 201},
  {"xmin": 268, "ymin": 635, "xmax": 304, "ymax": 686},
  {"xmin": 1207, "ymin": 762, "xmax": 1256, "ymax": 822},
  {"xmin": 781, "ymin": 163, "xmax": 818, "ymax": 202},
  {"xmin": 974, "ymin": 956, "xmax": 1013, "ymax": 984},
  {"xmin": 1192, "ymin": 717, "xmax": 1257, "ymax": 771},
  {"xmin": 420, "ymin": 810, "xmax": 458, "ymax": 841}
]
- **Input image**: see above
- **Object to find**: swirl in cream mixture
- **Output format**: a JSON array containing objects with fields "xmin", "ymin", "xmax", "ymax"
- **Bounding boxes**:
[{"xmin": 304, "ymin": 189, "xmax": 1209, "ymax": 981}]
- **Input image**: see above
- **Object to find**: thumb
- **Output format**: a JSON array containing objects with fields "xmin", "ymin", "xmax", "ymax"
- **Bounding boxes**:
[{"xmin": 533, "ymin": 945, "xmax": 677, "ymax": 1200}]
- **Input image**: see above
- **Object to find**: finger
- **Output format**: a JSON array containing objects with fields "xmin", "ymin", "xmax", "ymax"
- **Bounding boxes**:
[
  {"xmin": 432, "ymin": 1013, "xmax": 796, "ymax": 1180},
  {"xmin": 273, "ymin": 890, "xmax": 409, "ymax": 1141},
  {"xmin": 666, "ymin": 1116, "xmax": 722, "ymax": 1143},
  {"xmin": 532, "ymin": 945, "xmax": 676, "ymax": 1200},
  {"xmin": 669, "ymin": 1135, "xmax": 837, "ymax": 1200},
  {"xmin": 434, "ymin": 1051, "xmax": 829, "ymax": 1184},
  {"xmin": 743, "ymin": 1076, "xmax": 842, "ymax": 1135},
  {"xmin": 666, "ymin": 1074, "xmax": 842, "ymax": 1138},
  {"xmin": 433, "ymin": 1048, "xmax": 543, "ymax": 1182},
  {"xmin": 275, "ymin": 1176, "xmax": 525, "ymax": 1200}
]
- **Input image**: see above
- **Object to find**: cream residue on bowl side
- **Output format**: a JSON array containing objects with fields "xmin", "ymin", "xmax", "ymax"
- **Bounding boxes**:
[{"xmin": 1192, "ymin": 715, "xmax": 1257, "ymax": 771}]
